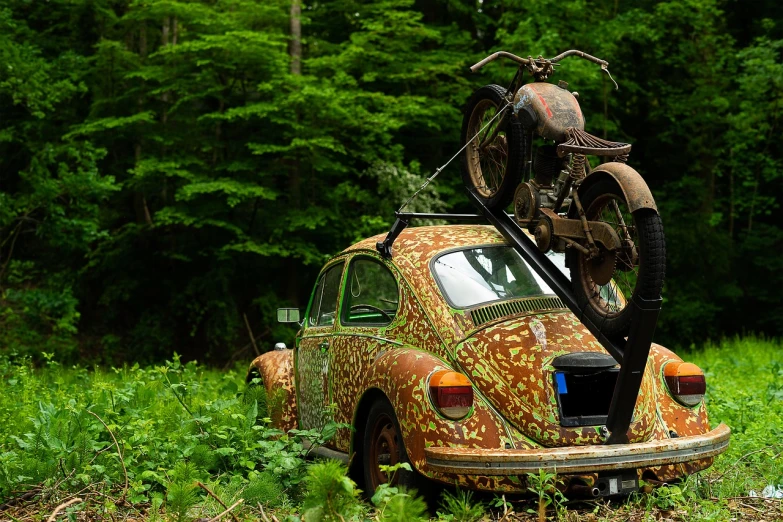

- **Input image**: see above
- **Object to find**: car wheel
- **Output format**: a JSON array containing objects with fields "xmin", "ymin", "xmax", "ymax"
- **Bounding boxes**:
[{"xmin": 362, "ymin": 398, "xmax": 428, "ymax": 498}]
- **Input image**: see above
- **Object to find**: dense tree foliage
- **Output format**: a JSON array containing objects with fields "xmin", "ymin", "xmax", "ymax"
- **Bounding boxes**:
[{"xmin": 1, "ymin": 0, "xmax": 781, "ymax": 363}]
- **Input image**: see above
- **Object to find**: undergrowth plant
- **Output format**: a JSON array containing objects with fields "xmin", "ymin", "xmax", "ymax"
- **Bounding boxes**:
[
  {"xmin": 301, "ymin": 460, "xmax": 364, "ymax": 522},
  {"xmin": 1, "ymin": 337, "xmax": 782, "ymax": 521},
  {"xmin": 371, "ymin": 463, "xmax": 429, "ymax": 522},
  {"xmin": 436, "ymin": 488, "xmax": 486, "ymax": 522},
  {"xmin": 525, "ymin": 468, "xmax": 567, "ymax": 522},
  {"xmin": 0, "ymin": 353, "xmax": 339, "ymax": 519}
]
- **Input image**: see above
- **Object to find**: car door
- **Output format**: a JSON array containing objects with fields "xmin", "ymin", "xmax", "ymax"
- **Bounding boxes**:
[
  {"xmin": 329, "ymin": 255, "xmax": 401, "ymax": 451},
  {"xmin": 296, "ymin": 260, "xmax": 345, "ymax": 432}
]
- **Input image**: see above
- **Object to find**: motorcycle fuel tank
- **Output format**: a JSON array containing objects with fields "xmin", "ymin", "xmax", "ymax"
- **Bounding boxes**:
[{"xmin": 513, "ymin": 82, "xmax": 584, "ymax": 142}]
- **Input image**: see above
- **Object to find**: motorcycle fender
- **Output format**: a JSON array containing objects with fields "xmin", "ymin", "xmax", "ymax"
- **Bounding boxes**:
[
  {"xmin": 247, "ymin": 350, "xmax": 298, "ymax": 431},
  {"xmin": 578, "ymin": 162, "xmax": 657, "ymax": 213},
  {"xmin": 352, "ymin": 348, "xmax": 516, "ymax": 476}
]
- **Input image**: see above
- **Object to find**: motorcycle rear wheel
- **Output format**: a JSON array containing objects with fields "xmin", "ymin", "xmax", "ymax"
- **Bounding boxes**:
[
  {"xmin": 460, "ymin": 84, "xmax": 524, "ymax": 210},
  {"xmin": 568, "ymin": 178, "xmax": 666, "ymax": 338}
]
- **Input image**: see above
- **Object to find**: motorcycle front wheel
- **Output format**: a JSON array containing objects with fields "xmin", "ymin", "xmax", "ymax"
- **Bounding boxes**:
[
  {"xmin": 460, "ymin": 84, "xmax": 524, "ymax": 210},
  {"xmin": 568, "ymin": 177, "xmax": 666, "ymax": 338}
]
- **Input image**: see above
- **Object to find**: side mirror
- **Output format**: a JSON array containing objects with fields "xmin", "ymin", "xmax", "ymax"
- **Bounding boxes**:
[{"xmin": 277, "ymin": 308, "xmax": 301, "ymax": 324}]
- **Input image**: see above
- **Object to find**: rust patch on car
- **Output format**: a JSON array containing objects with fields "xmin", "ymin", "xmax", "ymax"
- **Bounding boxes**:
[{"xmin": 248, "ymin": 350, "xmax": 298, "ymax": 432}]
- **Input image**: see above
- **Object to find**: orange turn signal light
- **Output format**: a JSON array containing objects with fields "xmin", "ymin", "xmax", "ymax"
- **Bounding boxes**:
[
  {"xmin": 429, "ymin": 370, "xmax": 473, "ymax": 420},
  {"xmin": 663, "ymin": 362, "xmax": 706, "ymax": 407}
]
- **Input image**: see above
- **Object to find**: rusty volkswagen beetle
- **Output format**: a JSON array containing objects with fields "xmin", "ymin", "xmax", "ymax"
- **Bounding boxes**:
[{"xmin": 247, "ymin": 225, "xmax": 729, "ymax": 498}]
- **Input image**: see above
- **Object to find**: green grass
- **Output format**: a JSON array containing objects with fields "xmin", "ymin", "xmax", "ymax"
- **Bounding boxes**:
[
  {"xmin": 689, "ymin": 337, "xmax": 783, "ymax": 497},
  {"xmin": 0, "ymin": 338, "xmax": 781, "ymax": 521}
]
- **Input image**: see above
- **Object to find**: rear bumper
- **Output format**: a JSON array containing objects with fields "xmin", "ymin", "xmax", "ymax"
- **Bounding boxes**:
[{"xmin": 424, "ymin": 423, "xmax": 730, "ymax": 475}]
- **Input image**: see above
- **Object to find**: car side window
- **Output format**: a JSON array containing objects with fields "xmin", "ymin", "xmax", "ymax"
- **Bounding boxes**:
[
  {"xmin": 342, "ymin": 258, "xmax": 399, "ymax": 325},
  {"xmin": 308, "ymin": 262, "xmax": 344, "ymax": 327}
]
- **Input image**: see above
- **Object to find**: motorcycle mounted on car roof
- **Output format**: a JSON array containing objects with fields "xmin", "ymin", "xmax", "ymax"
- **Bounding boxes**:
[{"xmin": 460, "ymin": 49, "xmax": 665, "ymax": 339}]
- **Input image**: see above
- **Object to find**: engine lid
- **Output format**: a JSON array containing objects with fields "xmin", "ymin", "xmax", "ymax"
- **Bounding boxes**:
[{"xmin": 453, "ymin": 312, "xmax": 656, "ymax": 447}]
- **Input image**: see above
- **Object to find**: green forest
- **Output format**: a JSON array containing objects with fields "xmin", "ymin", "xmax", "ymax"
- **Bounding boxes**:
[{"xmin": 2, "ymin": 0, "xmax": 782, "ymax": 365}]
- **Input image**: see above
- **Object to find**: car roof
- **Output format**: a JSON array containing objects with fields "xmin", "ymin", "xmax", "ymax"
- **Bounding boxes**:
[{"xmin": 344, "ymin": 225, "xmax": 509, "ymax": 264}]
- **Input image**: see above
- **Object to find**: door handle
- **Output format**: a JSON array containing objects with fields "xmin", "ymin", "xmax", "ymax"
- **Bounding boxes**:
[{"xmin": 319, "ymin": 341, "xmax": 329, "ymax": 352}]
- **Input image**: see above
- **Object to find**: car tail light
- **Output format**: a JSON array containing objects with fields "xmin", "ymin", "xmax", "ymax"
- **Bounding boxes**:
[
  {"xmin": 664, "ymin": 362, "xmax": 706, "ymax": 406},
  {"xmin": 429, "ymin": 370, "xmax": 473, "ymax": 419}
]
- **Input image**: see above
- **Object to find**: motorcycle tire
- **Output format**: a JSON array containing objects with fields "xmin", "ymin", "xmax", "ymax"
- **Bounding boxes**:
[
  {"xmin": 567, "ymin": 177, "xmax": 666, "ymax": 338},
  {"xmin": 460, "ymin": 84, "xmax": 524, "ymax": 210}
]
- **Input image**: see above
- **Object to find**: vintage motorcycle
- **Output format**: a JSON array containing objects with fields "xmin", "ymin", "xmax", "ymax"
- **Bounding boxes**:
[{"xmin": 460, "ymin": 50, "xmax": 665, "ymax": 338}]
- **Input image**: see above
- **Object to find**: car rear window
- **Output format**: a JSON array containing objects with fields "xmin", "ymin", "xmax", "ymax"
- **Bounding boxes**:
[{"xmin": 431, "ymin": 246, "xmax": 568, "ymax": 308}]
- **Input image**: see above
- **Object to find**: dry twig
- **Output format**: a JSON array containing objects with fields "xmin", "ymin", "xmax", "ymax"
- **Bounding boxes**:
[
  {"xmin": 258, "ymin": 502, "xmax": 271, "ymax": 522},
  {"xmin": 258, "ymin": 502, "xmax": 280, "ymax": 522},
  {"xmin": 46, "ymin": 497, "xmax": 83, "ymax": 522},
  {"xmin": 243, "ymin": 313, "xmax": 261, "ymax": 356},
  {"xmin": 87, "ymin": 410, "xmax": 129, "ymax": 500},
  {"xmin": 738, "ymin": 501, "xmax": 765, "ymax": 513},
  {"xmin": 196, "ymin": 481, "xmax": 240, "ymax": 522},
  {"xmin": 0, "ymin": 487, "xmax": 42, "ymax": 512},
  {"xmin": 498, "ymin": 494, "xmax": 514, "ymax": 522},
  {"xmin": 713, "ymin": 495, "xmax": 783, "ymax": 502},
  {"xmin": 208, "ymin": 498, "xmax": 243, "ymax": 522}
]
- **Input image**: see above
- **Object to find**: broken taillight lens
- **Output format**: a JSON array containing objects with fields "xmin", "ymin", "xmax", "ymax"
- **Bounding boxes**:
[
  {"xmin": 663, "ymin": 362, "xmax": 706, "ymax": 406},
  {"xmin": 429, "ymin": 370, "xmax": 473, "ymax": 420}
]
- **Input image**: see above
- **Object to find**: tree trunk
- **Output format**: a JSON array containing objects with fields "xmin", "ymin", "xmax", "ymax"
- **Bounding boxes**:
[
  {"xmin": 134, "ymin": 25, "xmax": 152, "ymax": 225},
  {"xmin": 290, "ymin": 0, "xmax": 302, "ymax": 76},
  {"xmin": 286, "ymin": 0, "xmax": 303, "ymax": 305},
  {"xmin": 728, "ymin": 152, "xmax": 734, "ymax": 239}
]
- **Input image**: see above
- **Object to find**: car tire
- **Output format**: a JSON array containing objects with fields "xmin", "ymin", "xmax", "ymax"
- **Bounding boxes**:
[{"xmin": 362, "ymin": 398, "xmax": 431, "ymax": 499}]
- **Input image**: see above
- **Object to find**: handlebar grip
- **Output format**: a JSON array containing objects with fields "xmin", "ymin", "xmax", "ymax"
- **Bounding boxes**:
[{"xmin": 470, "ymin": 51, "xmax": 530, "ymax": 73}]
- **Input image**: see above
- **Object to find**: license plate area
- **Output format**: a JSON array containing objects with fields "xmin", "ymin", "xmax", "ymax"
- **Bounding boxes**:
[
  {"xmin": 554, "ymin": 369, "xmax": 619, "ymax": 427},
  {"xmin": 596, "ymin": 471, "xmax": 639, "ymax": 496}
]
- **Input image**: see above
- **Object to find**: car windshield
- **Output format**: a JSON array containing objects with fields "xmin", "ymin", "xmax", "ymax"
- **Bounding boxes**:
[{"xmin": 432, "ymin": 246, "xmax": 569, "ymax": 308}]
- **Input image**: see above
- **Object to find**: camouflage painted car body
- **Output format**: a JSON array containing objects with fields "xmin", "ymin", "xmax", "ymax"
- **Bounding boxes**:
[{"xmin": 248, "ymin": 225, "xmax": 729, "ymax": 493}]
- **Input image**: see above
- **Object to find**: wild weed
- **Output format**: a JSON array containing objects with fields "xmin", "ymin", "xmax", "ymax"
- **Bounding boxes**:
[
  {"xmin": 371, "ymin": 463, "xmax": 428, "ymax": 522},
  {"xmin": 525, "ymin": 468, "xmax": 567, "ymax": 522},
  {"xmin": 437, "ymin": 488, "xmax": 486, "ymax": 522},
  {"xmin": 301, "ymin": 460, "xmax": 364, "ymax": 522}
]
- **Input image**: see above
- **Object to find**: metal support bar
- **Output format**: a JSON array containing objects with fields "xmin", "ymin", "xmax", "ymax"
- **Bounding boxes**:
[
  {"xmin": 376, "ymin": 216, "xmax": 410, "ymax": 259},
  {"xmin": 376, "ymin": 191, "xmax": 663, "ymax": 444},
  {"xmin": 376, "ymin": 213, "xmax": 484, "ymax": 258},
  {"xmin": 465, "ymin": 190, "xmax": 625, "ymax": 361},
  {"xmin": 605, "ymin": 295, "xmax": 662, "ymax": 444},
  {"xmin": 464, "ymin": 189, "xmax": 661, "ymax": 445},
  {"xmin": 397, "ymin": 212, "xmax": 485, "ymax": 221}
]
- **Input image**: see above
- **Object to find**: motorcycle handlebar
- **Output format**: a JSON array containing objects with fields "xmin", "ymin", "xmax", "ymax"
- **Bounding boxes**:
[
  {"xmin": 549, "ymin": 49, "xmax": 608, "ymax": 66},
  {"xmin": 470, "ymin": 49, "xmax": 608, "ymax": 73},
  {"xmin": 469, "ymin": 51, "xmax": 531, "ymax": 73}
]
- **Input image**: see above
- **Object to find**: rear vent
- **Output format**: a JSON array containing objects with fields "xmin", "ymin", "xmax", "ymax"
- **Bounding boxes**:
[{"xmin": 469, "ymin": 296, "xmax": 567, "ymax": 326}]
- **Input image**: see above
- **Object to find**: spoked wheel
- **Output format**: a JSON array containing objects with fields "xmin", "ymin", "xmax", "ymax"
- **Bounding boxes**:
[
  {"xmin": 569, "ymin": 178, "xmax": 666, "ymax": 338},
  {"xmin": 460, "ymin": 84, "xmax": 524, "ymax": 209},
  {"xmin": 362, "ymin": 399, "xmax": 428, "ymax": 499}
]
